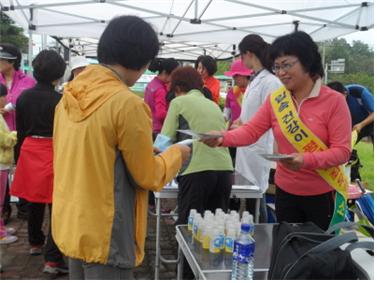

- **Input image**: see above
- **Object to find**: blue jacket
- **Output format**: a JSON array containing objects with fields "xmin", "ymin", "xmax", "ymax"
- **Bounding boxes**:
[{"xmin": 346, "ymin": 84, "xmax": 374, "ymax": 126}]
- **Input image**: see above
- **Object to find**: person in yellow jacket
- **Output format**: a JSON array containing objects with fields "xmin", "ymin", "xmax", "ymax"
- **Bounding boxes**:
[
  {"xmin": 0, "ymin": 83, "xmax": 17, "ymax": 246},
  {"xmin": 52, "ymin": 16, "xmax": 190, "ymax": 280}
]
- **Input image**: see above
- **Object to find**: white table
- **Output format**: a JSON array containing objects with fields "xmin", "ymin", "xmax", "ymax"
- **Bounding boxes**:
[{"xmin": 151, "ymin": 172, "xmax": 262, "ymax": 280}]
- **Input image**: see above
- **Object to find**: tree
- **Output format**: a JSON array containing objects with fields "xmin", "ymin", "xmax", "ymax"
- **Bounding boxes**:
[
  {"xmin": 322, "ymin": 38, "xmax": 373, "ymax": 93},
  {"xmin": 328, "ymin": 72, "xmax": 374, "ymax": 94},
  {"xmin": 0, "ymin": 12, "xmax": 28, "ymax": 52},
  {"xmin": 323, "ymin": 38, "xmax": 373, "ymax": 75},
  {"xmin": 215, "ymin": 60, "xmax": 231, "ymax": 76}
]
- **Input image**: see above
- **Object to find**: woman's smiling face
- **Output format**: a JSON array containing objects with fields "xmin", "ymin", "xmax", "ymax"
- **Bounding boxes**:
[{"xmin": 273, "ymin": 55, "xmax": 310, "ymax": 92}]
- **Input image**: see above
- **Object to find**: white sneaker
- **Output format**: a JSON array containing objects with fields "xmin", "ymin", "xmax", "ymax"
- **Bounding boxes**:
[{"xmin": 0, "ymin": 235, "xmax": 18, "ymax": 245}]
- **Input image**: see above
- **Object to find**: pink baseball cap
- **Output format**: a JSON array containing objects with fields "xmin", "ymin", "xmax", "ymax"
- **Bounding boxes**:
[{"xmin": 224, "ymin": 59, "xmax": 254, "ymax": 77}]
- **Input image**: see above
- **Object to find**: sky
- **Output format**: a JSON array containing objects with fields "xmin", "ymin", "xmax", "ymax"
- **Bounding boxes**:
[{"xmin": 340, "ymin": 29, "xmax": 374, "ymax": 48}]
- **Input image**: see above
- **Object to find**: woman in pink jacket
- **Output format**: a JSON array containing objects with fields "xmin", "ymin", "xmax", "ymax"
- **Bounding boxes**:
[
  {"xmin": 144, "ymin": 58, "xmax": 179, "ymax": 138},
  {"xmin": 0, "ymin": 43, "xmax": 35, "ymax": 223},
  {"xmin": 203, "ymin": 31, "xmax": 351, "ymax": 230},
  {"xmin": 0, "ymin": 43, "xmax": 35, "ymax": 131}
]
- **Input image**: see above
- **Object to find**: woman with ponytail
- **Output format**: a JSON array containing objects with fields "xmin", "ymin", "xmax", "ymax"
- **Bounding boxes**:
[
  {"xmin": 228, "ymin": 34, "xmax": 282, "ymax": 220},
  {"xmin": 144, "ymin": 58, "xmax": 179, "ymax": 138}
]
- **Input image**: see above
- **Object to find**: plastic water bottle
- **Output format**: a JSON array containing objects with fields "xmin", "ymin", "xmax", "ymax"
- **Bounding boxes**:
[
  {"xmin": 192, "ymin": 214, "xmax": 201, "ymax": 240},
  {"xmin": 187, "ymin": 209, "xmax": 197, "ymax": 231},
  {"xmin": 209, "ymin": 228, "xmax": 222, "ymax": 254},
  {"xmin": 231, "ymin": 223, "xmax": 255, "ymax": 280},
  {"xmin": 225, "ymin": 225, "xmax": 236, "ymax": 253}
]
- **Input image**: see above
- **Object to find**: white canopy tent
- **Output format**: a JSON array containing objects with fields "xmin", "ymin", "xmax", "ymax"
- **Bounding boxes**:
[{"xmin": 0, "ymin": 0, "xmax": 374, "ymax": 60}]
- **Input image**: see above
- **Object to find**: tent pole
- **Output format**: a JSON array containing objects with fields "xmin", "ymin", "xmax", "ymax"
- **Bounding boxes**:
[
  {"xmin": 28, "ymin": 30, "xmax": 33, "ymax": 75},
  {"xmin": 322, "ymin": 43, "xmax": 328, "ymax": 84},
  {"xmin": 27, "ymin": 8, "xmax": 34, "ymax": 75},
  {"xmin": 41, "ymin": 34, "xmax": 47, "ymax": 50},
  {"xmin": 194, "ymin": 0, "xmax": 198, "ymax": 19}
]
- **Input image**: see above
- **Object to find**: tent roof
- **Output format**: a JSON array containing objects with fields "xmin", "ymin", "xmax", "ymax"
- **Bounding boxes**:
[{"xmin": 1, "ymin": 0, "xmax": 374, "ymax": 60}]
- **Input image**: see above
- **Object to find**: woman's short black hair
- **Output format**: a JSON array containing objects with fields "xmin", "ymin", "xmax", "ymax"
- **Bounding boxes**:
[
  {"xmin": 32, "ymin": 50, "xmax": 66, "ymax": 83},
  {"xmin": 270, "ymin": 31, "xmax": 324, "ymax": 78},
  {"xmin": 148, "ymin": 58, "xmax": 179, "ymax": 74},
  {"xmin": 97, "ymin": 16, "xmax": 159, "ymax": 70},
  {"xmin": 0, "ymin": 83, "xmax": 7, "ymax": 97},
  {"xmin": 0, "ymin": 43, "xmax": 22, "ymax": 70},
  {"xmin": 194, "ymin": 55, "xmax": 217, "ymax": 76},
  {"xmin": 238, "ymin": 34, "xmax": 272, "ymax": 71}
]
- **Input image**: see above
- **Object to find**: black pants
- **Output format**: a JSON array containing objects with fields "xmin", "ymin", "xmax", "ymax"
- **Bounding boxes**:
[
  {"xmin": 28, "ymin": 202, "xmax": 64, "ymax": 263},
  {"xmin": 176, "ymin": 170, "xmax": 232, "ymax": 279},
  {"xmin": 275, "ymin": 186, "xmax": 334, "ymax": 231},
  {"xmin": 176, "ymin": 170, "xmax": 232, "ymax": 225},
  {"xmin": 2, "ymin": 182, "xmax": 29, "ymax": 219},
  {"xmin": 245, "ymin": 196, "xmax": 267, "ymax": 223},
  {"xmin": 149, "ymin": 132, "xmax": 159, "ymax": 206},
  {"xmin": 2, "ymin": 180, "xmax": 11, "ymax": 216}
]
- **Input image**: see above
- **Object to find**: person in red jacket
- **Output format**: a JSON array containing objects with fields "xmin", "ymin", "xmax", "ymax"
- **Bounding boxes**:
[{"xmin": 195, "ymin": 55, "xmax": 221, "ymax": 104}]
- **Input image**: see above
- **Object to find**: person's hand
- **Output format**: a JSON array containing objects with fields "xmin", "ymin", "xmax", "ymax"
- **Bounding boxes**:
[
  {"xmin": 230, "ymin": 119, "xmax": 242, "ymax": 130},
  {"xmin": 153, "ymin": 147, "xmax": 161, "ymax": 154},
  {"xmin": 200, "ymin": 131, "xmax": 223, "ymax": 147},
  {"xmin": 0, "ymin": 108, "xmax": 6, "ymax": 115},
  {"xmin": 177, "ymin": 144, "xmax": 191, "ymax": 165},
  {"xmin": 279, "ymin": 153, "xmax": 304, "ymax": 171},
  {"xmin": 352, "ymin": 123, "xmax": 363, "ymax": 133}
]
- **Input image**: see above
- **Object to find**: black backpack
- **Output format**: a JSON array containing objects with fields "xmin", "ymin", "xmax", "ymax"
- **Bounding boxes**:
[{"xmin": 268, "ymin": 222, "xmax": 372, "ymax": 280}]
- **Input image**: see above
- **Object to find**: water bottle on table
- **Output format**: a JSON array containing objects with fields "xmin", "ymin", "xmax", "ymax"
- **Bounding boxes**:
[{"xmin": 231, "ymin": 223, "xmax": 255, "ymax": 280}]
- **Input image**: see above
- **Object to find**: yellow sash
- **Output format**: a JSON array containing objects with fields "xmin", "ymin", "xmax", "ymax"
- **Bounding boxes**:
[{"xmin": 270, "ymin": 86, "xmax": 348, "ymax": 227}]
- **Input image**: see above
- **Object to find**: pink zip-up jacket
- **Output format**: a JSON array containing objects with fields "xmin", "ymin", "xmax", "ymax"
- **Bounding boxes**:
[
  {"xmin": 222, "ymin": 80, "xmax": 352, "ymax": 196},
  {"xmin": 144, "ymin": 76, "xmax": 168, "ymax": 134},
  {"xmin": 0, "ymin": 70, "xmax": 35, "ymax": 130}
]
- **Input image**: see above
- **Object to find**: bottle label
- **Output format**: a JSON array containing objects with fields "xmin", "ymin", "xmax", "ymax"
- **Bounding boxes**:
[
  {"xmin": 210, "ymin": 236, "xmax": 222, "ymax": 253},
  {"xmin": 225, "ymin": 237, "xmax": 234, "ymax": 253},
  {"xmin": 188, "ymin": 216, "xmax": 193, "ymax": 231},
  {"xmin": 193, "ymin": 224, "xmax": 198, "ymax": 239},
  {"xmin": 233, "ymin": 241, "xmax": 255, "ymax": 264},
  {"xmin": 219, "ymin": 234, "xmax": 225, "ymax": 249},
  {"xmin": 202, "ymin": 235, "xmax": 210, "ymax": 249}
]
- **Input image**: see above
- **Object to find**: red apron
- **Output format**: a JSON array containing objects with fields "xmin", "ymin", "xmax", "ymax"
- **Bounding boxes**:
[{"xmin": 10, "ymin": 137, "xmax": 53, "ymax": 203}]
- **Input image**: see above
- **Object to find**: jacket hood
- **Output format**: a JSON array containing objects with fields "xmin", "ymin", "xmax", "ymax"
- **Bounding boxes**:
[{"xmin": 62, "ymin": 64, "xmax": 126, "ymax": 122}]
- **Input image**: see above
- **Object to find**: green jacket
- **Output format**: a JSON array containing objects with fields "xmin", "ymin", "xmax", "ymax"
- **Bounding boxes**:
[{"xmin": 161, "ymin": 89, "xmax": 233, "ymax": 175}]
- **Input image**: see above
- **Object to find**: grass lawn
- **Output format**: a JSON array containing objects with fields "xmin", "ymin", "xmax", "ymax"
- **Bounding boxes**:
[{"xmin": 354, "ymin": 141, "xmax": 374, "ymax": 191}]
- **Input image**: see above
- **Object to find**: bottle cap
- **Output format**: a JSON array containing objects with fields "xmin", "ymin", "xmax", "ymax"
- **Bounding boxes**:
[{"xmin": 240, "ymin": 223, "xmax": 251, "ymax": 233}]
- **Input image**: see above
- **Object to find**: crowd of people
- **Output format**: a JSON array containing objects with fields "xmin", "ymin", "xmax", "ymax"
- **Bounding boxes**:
[{"xmin": 0, "ymin": 14, "xmax": 373, "ymax": 279}]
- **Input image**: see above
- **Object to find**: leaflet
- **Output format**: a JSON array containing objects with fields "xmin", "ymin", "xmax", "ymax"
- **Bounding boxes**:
[
  {"xmin": 153, "ymin": 133, "xmax": 193, "ymax": 152},
  {"xmin": 176, "ymin": 129, "xmax": 223, "ymax": 140},
  {"xmin": 259, "ymin": 153, "xmax": 294, "ymax": 162}
]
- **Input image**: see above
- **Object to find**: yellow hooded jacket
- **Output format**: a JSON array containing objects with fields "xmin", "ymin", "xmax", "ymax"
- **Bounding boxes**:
[
  {"xmin": 52, "ymin": 65, "xmax": 182, "ymax": 267},
  {"xmin": 0, "ymin": 115, "xmax": 16, "ymax": 166}
]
